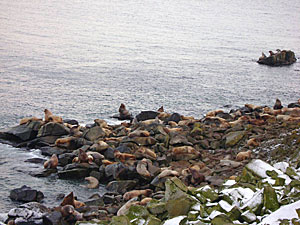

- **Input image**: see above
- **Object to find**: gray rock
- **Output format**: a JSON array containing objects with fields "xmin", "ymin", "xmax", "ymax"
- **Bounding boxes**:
[
  {"xmin": 0, "ymin": 121, "xmax": 42, "ymax": 142},
  {"xmin": 135, "ymin": 111, "xmax": 159, "ymax": 122},
  {"xmin": 42, "ymin": 211, "xmax": 62, "ymax": 225},
  {"xmin": 106, "ymin": 180, "xmax": 137, "ymax": 194},
  {"xmin": 9, "ymin": 185, "xmax": 44, "ymax": 203},
  {"xmin": 37, "ymin": 122, "xmax": 69, "ymax": 137},
  {"xmin": 83, "ymin": 126, "xmax": 106, "ymax": 141}
]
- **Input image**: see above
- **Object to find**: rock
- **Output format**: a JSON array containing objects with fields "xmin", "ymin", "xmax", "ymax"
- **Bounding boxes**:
[
  {"xmin": 63, "ymin": 119, "xmax": 79, "ymax": 126},
  {"xmin": 110, "ymin": 215, "xmax": 131, "ymax": 225},
  {"xmin": 257, "ymin": 50, "xmax": 297, "ymax": 66},
  {"xmin": 8, "ymin": 202, "xmax": 49, "ymax": 225},
  {"xmin": 37, "ymin": 122, "xmax": 69, "ymax": 137},
  {"xmin": 224, "ymin": 131, "xmax": 246, "ymax": 148},
  {"xmin": 58, "ymin": 152, "xmax": 76, "ymax": 166},
  {"xmin": 0, "ymin": 121, "xmax": 42, "ymax": 143},
  {"xmin": 40, "ymin": 146, "xmax": 68, "ymax": 157},
  {"xmin": 166, "ymin": 113, "xmax": 181, "ymax": 124},
  {"xmin": 30, "ymin": 168, "xmax": 57, "ymax": 178},
  {"xmin": 106, "ymin": 180, "xmax": 137, "ymax": 194},
  {"xmin": 42, "ymin": 211, "xmax": 62, "ymax": 225},
  {"xmin": 9, "ymin": 185, "xmax": 44, "ymax": 203},
  {"xmin": 263, "ymin": 185, "xmax": 280, "ymax": 212},
  {"xmin": 83, "ymin": 126, "xmax": 106, "ymax": 141},
  {"xmin": 126, "ymin": 205, "xmax": 150, "ymax": 221},
  {"xmin": 169, "ymin": 133, "xmax": 192, "ymax": 146},
  {"xmin": 245, "ymin": 159, "xmax": 283, "ymax": 178},
  {"xmin": 58, "ymin": 163, "xmax": 97, "ymax": 179},
  {"xmin": 147, "ymin": 200, "xmax": 166, "ymax": 215},
  {"xmin": 165, "ymin": 195, "xmax": 196, "ymax": 217},
  {"xmin": 24, "ymin": 158, "xmax": 46, "ymax": 164},
  {"xmin": 135, "ymin": 111, "xmax": 159, "ymax": 122},
  {"xmin": 172, "ymin": 146, "xmax": 199, "ymax": 161},
  {"xmin": 211, "ymin": 214, "xmax": 234, "ymax": 225}
]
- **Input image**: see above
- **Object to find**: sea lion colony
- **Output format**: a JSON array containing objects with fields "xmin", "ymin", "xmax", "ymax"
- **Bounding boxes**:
[{"xmin": 1, "ymin": 99, "xmax": 300, "ymax": 224}]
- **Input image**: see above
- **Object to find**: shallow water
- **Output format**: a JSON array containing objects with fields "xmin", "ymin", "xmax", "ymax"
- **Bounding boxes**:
[{"xmin": 0, "ymin": 0, "xmax": 299, "ymax": 212}]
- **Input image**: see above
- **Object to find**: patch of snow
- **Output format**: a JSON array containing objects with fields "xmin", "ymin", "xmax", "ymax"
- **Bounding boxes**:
[
  {"xmin": 206, "ymin": 202, "xmax": 218, "ymax": 207},
  {"xmin": 241, "ymin": 189, "xmax": 263, "ymax": 210},
  {"xmin": 278, "ymin": 174, "xmax": 292, "ymax": 185},
  {"xmin": 191, "ymin": 203, "xmax": 201, "ymax": 211},
  {"xmin": 259, "ymin": 199, "xmax": 300, "ymax": 225},
  {"xmin": 246, "ymin": 159, "xmax": 283, "ymax": 178},
  {"xmin": 273, "ymin": 162, "xmax": 289, "ymax": 173},
  {"xmin": 163, "ymin": 216, "xmax": 186, "ymax": 225},
  {"xmin": 221, "ymin": 187, "xmax": 255, "ymax": 207},
  {"xmin": 219, "ymin": 200, "xmax": 234, "ymax": 212},
  {"xmin": 209, "ymin": 211, "xmax": 223, "ymax": 219},
  {"xmin": 223, "ymin": 180, "xmax": 236, "ymax": 186},
  {"xmin": 262, "ymin": 177, "xmax": 276, "ymax": 185}
]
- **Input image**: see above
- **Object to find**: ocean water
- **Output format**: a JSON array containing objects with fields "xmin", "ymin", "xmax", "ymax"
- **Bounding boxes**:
[{"xmin": 0, "ymin": 0, "xmax": 299, "ymax": 212}]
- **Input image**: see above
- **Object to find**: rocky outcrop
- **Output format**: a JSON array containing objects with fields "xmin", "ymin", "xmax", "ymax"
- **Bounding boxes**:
[
  {"xmin": 257, "ymin": 49, "xmax": 297, "ymax": 66},
  {"xmin": 9, "ymin": 185, "xmax": 44, "ymax": 203}
]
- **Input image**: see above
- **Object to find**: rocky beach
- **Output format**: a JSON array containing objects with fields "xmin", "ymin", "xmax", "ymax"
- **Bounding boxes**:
[{"xmin": 0, "ymin": 99, "xmax": 300, "ymax": 224}]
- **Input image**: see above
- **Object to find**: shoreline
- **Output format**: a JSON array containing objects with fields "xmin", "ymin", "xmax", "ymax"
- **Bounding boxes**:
[{"xmin": 0, "ymin": 99, "xmax": 300, "ymax": 224}]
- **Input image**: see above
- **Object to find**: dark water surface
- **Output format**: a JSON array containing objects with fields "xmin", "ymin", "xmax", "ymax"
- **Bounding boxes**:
[{"xmin": 0, "ymin": 0, "xmax": 299, "ymax": 212}]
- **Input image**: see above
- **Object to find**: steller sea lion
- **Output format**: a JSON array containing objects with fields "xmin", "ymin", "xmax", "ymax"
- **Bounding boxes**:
[
  {"xmin": 114, "ymin": 150, "xmax": 136, "ymax": 163},
  {"xmin": 123, "ymin": 189, "xmax": 152, "ymax": 201},
  {"xmin": 61, "ymin": 192, "xmax": 85, "ymax": 209},
  {"xmin": 44, "ymin": 109, "xmax": 63, "ymax": 123},
  {"xmin": 44, "ymin": 154, "xmax": 58, "ymax": 169},
  {"xmin": 85, "ymin": 176, "xmax": 99, "ymax": 189},
  {"xmin": 236, "ymin": 150, "xmax": 251, "ymax": 161},
  {"xmin": 19, "ymin": 117, "xmax": 42, "ymax": 125},
  {"xmin": 273, "ymin": 99, "xmax": 283, "ymax": 110}
]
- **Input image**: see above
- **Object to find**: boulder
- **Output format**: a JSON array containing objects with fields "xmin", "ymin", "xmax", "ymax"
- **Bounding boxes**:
[
  {"xmin": 37, "ymin": 122, "xmax": 69, "ymax": 137},
  {"xmin": 224, "ymin": 131, "xmax": 246, "ymax": 148},
  {"xmin": 0, "ymin": 121, "xmax": 42, "ymax": 143},
  {"xmin": 83, "ymin": 126, "xmax": 106, "ymax": 141},
  {"xmin": 8, "ymin": 202, "xmax": 49, "ymax": 225},
  {"xmin": 257, "ymin": 50, "xmax": 297, "ymax": 66},
  {"xmin": 42, "ymin": 211, "xmax": 62, "ymax": 225},
  {"xmin": 106, "ymin": 180, "xmax": 137, "ymax": 194},
  {"xmin": 135, "ymin": 111, "xmax": 159, "ymax": 122},
  {"xmin": 9, "ymin": 185, "xmax": 44, "ymax": 203}
]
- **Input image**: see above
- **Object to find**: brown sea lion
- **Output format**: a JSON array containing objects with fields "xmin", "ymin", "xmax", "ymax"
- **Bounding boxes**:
[
  {"xmin": 123, "ymin": 189, "xmax": 152, "ymax": 201},
  {"xmin": 139, "ymin": 197, "xmax": 152, "ymax": 205},
  {"xmin": 135, "ymin": 147, "xmax": 157, "ymax": 160},
  {"xmin": 114, "ymin": 150, "xmax": 136, "ymax": 163},
  {"xmin": 44, "ymin": 154, "xmax": 58, "ymax": 169},
  {"xmin": 136, "ymin": 159, "xmax": 151, "ymax": 178},
  {"xmin": 118, "ymin": 103, "xmax": 132, "ymax": 120},
  {"xmin": 19, "ymin": 117, "xmax": 42, "ymax": 125},
  {"xmin": 85, "ymin": 176, "xmax": 99, "ymax": 189},
  {"xmin": 273, "ymin": 99, "xmax": 283, "ymax": 110},
  {"xmin": 55, "ymin": 136, "xmax": 76, "ymax": 148},
  {"xmin": 236, "ymin": 150, "xmax": 251, "ymax": 161},
  {"xmin": 247, "ymin": 138, "xmax": 259, "ymax": 147},
  {"xmin": 60, "ymin": 192, "xmax": 85, "ymax": 209},
  {"xmin": 44, "ymin": 109, "xmax": 63, "ymax": 123}
]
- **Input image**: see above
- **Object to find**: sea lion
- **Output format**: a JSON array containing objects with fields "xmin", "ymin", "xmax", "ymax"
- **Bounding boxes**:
[
  {"xmin": 118, "ymin": 103, "xmax": 133, "ymax": 120},
  {"xmin": 55, "ymin": 137, "xmax": 76, "ymax": 148},
  {"xmin": 189, "ymin": 165, "xmax": 205, "ymax": 185},
  {"xmin": 247, "ymin": 138, "xmax": 259, "ymax": 147},
  {"xmin": 102, "ymin": 159, "xmax": 117, "ymax": 165},
  {"xmin": 136, "ymin": 159, "xmax": 151, "ymax": 178},
  {"xmin": 117, "ymin": 198, "xmax": 139, "ymax": 216},
  {"xmin": 44, "ymin": 154, "xmax": 58, "ymax": 169},
  {"xmin": 73, "ymin": 148, "xmax": 93, "ymax": 164},
  {"xmin": 157, "ymin": 106, "xmax": 164, "ymax": 112},
  {"xmin": 90, "ymin": 140, "xmax": 109, "ymax": 152},
  {"xmin": 128, "ymin": 129, "xmax": 150, "ymax": 138},
  {"xmin": 206, "ymin": 109, "xmax": 224, "ymax": 117},
  {"xmin": 135, "ymin": 147, "xmax": 157, "ymax": 160},
  {"xmin": 61, "ymin": 192, "xmax": 85, "ymax": 209},
  {"xmin": 70, "ymin": 125, "xmax": 82, "ymax": 137},
  {"xmin": 259, "ymin": 52, "xmax": 266, "ymax": 60},
  {"xmin": 19, "ymin": 117, "xmax": 42, "ymax": 125},
  {"xmin": 123, "ymin": 189, "xmax": 152, "ymax": 201},
  {"xmin": 139, "ymin": 197, "xmax": 152, "ymax": 205},
  {"xmin": 44, "ymin": 109, "xmax": 63, "ymax": 123},
  {"xmin": 94, "ymin": 119, "xmax": 109, "ymax": 128},
  {"xmin": 61, "ymin": 205, "xmax": 83, "ymax": 221},
  {"xmin": 85, "ymin": 176, "xmax": 99, "ymax": 189},
  {"xmin": 273, "ymin": 99, "xmax": 283, "ymax": 110},
  {"xmin": 236, "ymin": 150, "xmax": 251, "ymax": 161},
  {"xmin": 114, "ymin": 150, "xmax": 136, "ymax": 163},
  {"xmin": 157, "ymin": 169, "xmax": 179, "ymax": 179}
]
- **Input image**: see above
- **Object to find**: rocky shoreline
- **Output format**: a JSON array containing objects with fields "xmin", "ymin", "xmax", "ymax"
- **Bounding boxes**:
[{"xmin": 0, "ymin": 99, "xmax": 300, "ymax": 225}]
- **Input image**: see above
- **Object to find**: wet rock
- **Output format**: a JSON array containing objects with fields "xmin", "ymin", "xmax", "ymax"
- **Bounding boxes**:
[
  {"xmin": 166, "ymin": 113, "xmax": 181, "ymax": 124},
  {"xmin": 0, "ymin": 121, "xmax": 42, "ymax": 143},
  {"xmin": 257, "ymin": 50, "xmax": 297, "ymax": 66},
  {"xmin": 83, "ymin": 126, "xmax": 106, "ymax": 141},
  {"xmin": 58, "ymin": 163, "xmax": 98, "ymax": 179},
  {"xmin": 63, "ymin": 119, "xmax": 79, "ymax": 126},
  {"xmin": 37, "ymin": 122, "xmax": 69, "ymax": 138},
  {"xmin": 147, "ymin": 200, "xmax": 166, "ymax": 215},
  {"xmin": 135, "ymin": 111, "xmax": 159, "ymax": 122},
  {"xmin": 30, "ymin": 168, "xmax": 57, "ymax": 178},
  {"xmin": 10, "ymin": 185, "xmax": 44, "ymax": 203},
  {"xmin": 24, "ymin": 158, "xmax": 46, "ymax": 164},
  {"xmin": 110, "ymin": 215, "xmax": 130, "ymax": 225},
  {"xmin": 8, "ymin": 202, "xmax": 49, "ymax": 225},
  {"xmin": 58, "ymin": 152, "xmax": 76, "ymax": 166},
  {"xmin": 211, "ymin": 214, "xmax": 234, "ymax": 225},
  {"xmin": 106, "ymin": 180, "xmax": 138, "ymax": 194},
  {"xmin": 42, "ymin": 211, "xmax": 62, "ymax": 225},
  {"xmin": 131, "ymin": 137, "xmax": 157, "ymax": 146},
  {"xmin": 40, "ymin": 146, "xmax": 68, "ymax": 157}
]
